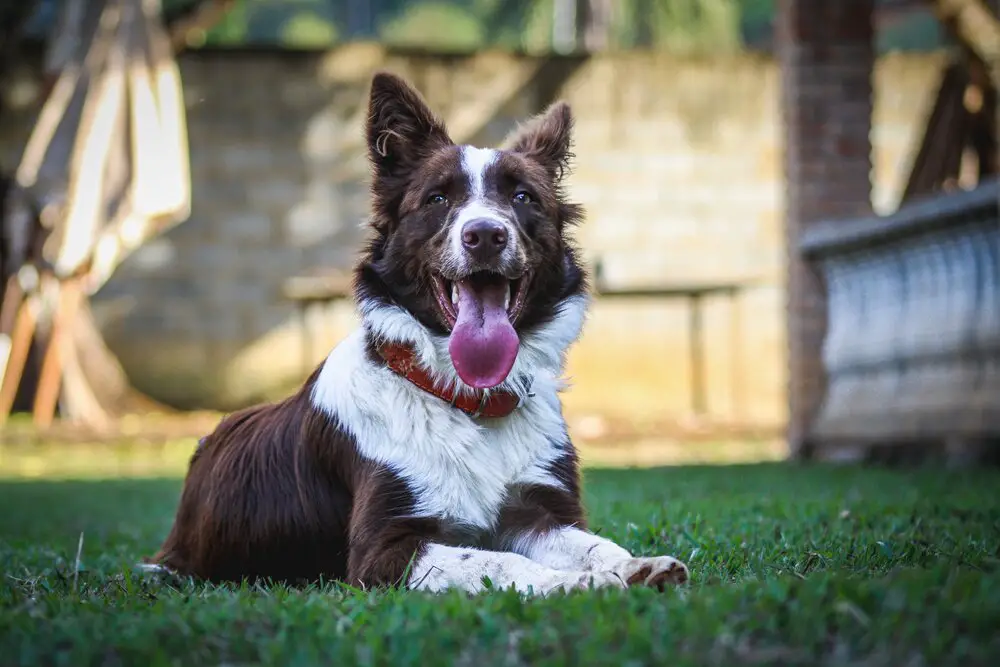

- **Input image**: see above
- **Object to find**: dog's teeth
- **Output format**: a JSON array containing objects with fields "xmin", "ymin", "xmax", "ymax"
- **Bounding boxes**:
[
  {"xmin": 451, "ymin": 283, "xmax": 459, "ymax": 305},
  {"xmin": 504, "ymin": 283, "xmax": 511, "ymax": 310}
]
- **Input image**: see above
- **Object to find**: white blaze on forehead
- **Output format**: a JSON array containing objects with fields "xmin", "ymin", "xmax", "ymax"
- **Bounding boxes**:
[{"xmin": 461, "ymin": 146, "xmax": 498, "ymax": 197}]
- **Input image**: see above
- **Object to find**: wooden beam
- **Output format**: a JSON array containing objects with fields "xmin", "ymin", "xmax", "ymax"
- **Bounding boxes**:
[
  {"xmin": 901, "ymin": 57, "xmax": 972, "ymax": 201},
  {"xmin": 929, "ymin": 0, "xmax": 1000, "ymax": 188},
  {"xmin": 929, "ymin": 0, "xmax": 1000, "ymax": 72}
]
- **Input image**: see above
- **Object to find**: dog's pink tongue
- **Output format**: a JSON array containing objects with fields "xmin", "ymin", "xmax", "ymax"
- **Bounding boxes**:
[{"xmin": 448, "ymin": 279, "xmax": 519, "ymax": 389}]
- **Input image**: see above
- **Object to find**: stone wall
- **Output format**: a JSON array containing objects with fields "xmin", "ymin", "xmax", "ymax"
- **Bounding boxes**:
[{"xmin": 0, "ymin": 45, "xmax": 948, "ymax": 427}]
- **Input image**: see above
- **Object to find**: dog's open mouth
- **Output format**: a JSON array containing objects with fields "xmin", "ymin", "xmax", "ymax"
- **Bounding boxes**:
[{"xmin": 432, "ymin": 271, "xmax": 529, "ymax": 390}]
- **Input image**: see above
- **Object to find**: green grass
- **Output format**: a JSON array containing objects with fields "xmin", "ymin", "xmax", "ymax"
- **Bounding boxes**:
[{"xmin": 1, "ymin": 441, "xmax": 999, "ymax": 666}]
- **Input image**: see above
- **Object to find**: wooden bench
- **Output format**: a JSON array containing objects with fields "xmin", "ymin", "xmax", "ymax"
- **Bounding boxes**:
[
  {"xmin": 282, "ymin": 270, "xmax": 354, "ymax": 376},
  {"xmin": 283, "ymin": 264, "xmax": 760, "ymax": 417}
]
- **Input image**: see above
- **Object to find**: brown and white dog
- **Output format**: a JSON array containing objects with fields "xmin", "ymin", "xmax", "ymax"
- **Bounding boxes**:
[{"xmin": 143, "ymin": 72, "xmax": 689, "ymax": 595}]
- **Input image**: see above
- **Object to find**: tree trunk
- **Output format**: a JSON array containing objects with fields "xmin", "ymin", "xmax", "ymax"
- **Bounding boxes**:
[{"xmin": 578, "ymin": 0, "xmax": 614, "ymax": 51}]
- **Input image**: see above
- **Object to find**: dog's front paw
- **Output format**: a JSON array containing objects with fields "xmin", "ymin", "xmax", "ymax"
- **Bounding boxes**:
[
  {"xmin": 557, "ymin": 570, "xmax": 628, "ymax": 593},
  {"xmin": 534, "ymin": 570, "xmax": 626, "ymax": 596},
  {"xmin": 610, "ymin": 556, "xmax": 689, "ymax": 590}
]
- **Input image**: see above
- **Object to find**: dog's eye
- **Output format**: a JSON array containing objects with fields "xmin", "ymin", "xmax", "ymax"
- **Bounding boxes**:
[
  {"xmin": 512, "ymin": 190, "xmax": 533, "ymax": 205},
  {"xmin": 426, "ymin": 193, "xmax": 447, "ymax": 207}
]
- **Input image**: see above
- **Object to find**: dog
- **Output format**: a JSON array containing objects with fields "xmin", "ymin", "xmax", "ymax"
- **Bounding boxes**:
[{"xmin": 143, "ymin": 72, "xmax": 689, "ymax": 595}]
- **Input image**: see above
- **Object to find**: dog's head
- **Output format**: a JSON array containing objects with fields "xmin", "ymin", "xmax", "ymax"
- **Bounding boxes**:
[{"xmin": 356, "ymin": 72, "xmax": 587, "ymax": 391}]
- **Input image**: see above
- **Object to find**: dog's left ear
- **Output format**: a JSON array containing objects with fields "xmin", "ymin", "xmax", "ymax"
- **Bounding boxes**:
[
  {"xmin": 502, "ymin": 101, "xmax": 574, "ymax": 181},
  {"xmin": 366, "ymin": 72, "xmax": 452, "ymax": 179}
]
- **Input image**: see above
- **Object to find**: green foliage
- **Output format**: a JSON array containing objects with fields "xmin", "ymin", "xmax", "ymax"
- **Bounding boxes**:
[
  {"xmin": 176, "ymin": 0, "xmax": 952, "ymax": 52},
  {"xmin": 1, "ymin": 444, "xmax": 999, "ymax": 665},
  {"xmin": 378, "ymin": 2, "xmax": 486, "ymax": 52},
  {"xmin": 281, "ymin": 11, "xmax": 339, "ymax": 47},
  {"xmin": 878, "ymin": 11, "xmax": 946, "ymax": 53},
  {"xmin": 32, "ymin": 0, "xmax": 948, "ymax": 52},
  {"xmin": 652, "ymin": 0, "xmax": 743, "ymax": 54}
]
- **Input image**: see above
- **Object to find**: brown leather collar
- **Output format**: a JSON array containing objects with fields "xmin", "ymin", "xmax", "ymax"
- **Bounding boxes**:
[{"xmin": 375, "ymin": 340, "xmax": 522, "ymax": 419}]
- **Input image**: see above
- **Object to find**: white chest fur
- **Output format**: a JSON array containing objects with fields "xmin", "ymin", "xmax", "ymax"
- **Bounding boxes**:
[{"xmin": 311, "ymin": 329, "xmax": 570, "ymax": 531}]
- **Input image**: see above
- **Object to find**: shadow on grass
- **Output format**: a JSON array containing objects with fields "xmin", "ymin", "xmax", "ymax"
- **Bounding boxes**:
[{"xmin": 0, "ymin": 477, "xmax": 182, "ymax": 575}]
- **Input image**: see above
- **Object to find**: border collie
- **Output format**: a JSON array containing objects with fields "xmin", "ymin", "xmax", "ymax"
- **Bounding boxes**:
[{"xmin": 144, "ymin": 72, "xmax": 689, "ymax": 595}]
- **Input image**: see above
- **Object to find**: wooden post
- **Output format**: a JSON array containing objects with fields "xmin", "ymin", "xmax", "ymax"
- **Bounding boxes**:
[
  {"xmin": 728, "ymin": 286, "xmax": 744, "ymax": 424},
  {"xmin": 688, "ymin": 292, "xmax": 706, "ymax": 416},
  {"xmin": 0, "ymin": 280, "xmax": 37, "ymax": 425},
  {"xmin": 31, "ymin": 277, "xmax": 83, "ymax": 428}
]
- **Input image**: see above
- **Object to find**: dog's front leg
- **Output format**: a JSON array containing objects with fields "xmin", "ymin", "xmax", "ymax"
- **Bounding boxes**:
[
  {"xmin": 346, "ymin": 470, "xmax": 623, "ymax": 595},
  {"xmin": 349, "ymin": 525, "xmax": 624, "ymax": 595},
  {"xmin": 513, "ymin": 525, "xmax": 689, "ymax": 590},
  {"xmin": 405, "ymin": 543, "xmax": 625, "ymax": 595},
  {"xmin": 497, "ymin": 481, "xmax": 690, "ymax": 590}
]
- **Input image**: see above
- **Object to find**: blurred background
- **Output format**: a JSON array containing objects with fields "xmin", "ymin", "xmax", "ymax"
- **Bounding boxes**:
[{"xmin": 1, "ymin": 0, "xmax": 997, "ymax": 470}]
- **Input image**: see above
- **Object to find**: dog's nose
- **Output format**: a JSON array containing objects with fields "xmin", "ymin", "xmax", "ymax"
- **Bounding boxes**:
[{"xmin": 461, "ymin": 219, "xmax": 508, "ymax": 260}]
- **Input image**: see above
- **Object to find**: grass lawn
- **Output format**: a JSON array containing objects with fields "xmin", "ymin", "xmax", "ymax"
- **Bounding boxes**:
[{"xmin": 0, "ymin": 440, "xmax": 999, "ymax": 666}]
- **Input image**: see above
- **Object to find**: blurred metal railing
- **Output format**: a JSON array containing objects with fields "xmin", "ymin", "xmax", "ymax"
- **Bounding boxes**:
[{"xmin": 800, "ymin": 179, "xmax": 1000, "ymax": 460}]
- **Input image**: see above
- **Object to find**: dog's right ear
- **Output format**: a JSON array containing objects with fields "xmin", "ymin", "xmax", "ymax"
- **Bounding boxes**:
[{"xmin": 366, "ymin": 72, "xmax": 452, "ymax": 180}]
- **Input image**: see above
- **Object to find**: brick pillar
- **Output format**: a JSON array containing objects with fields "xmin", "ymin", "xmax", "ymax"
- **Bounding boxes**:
[{"xmin": 777, "ymin": 0, "xmax": 875, "ymax": 459}]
